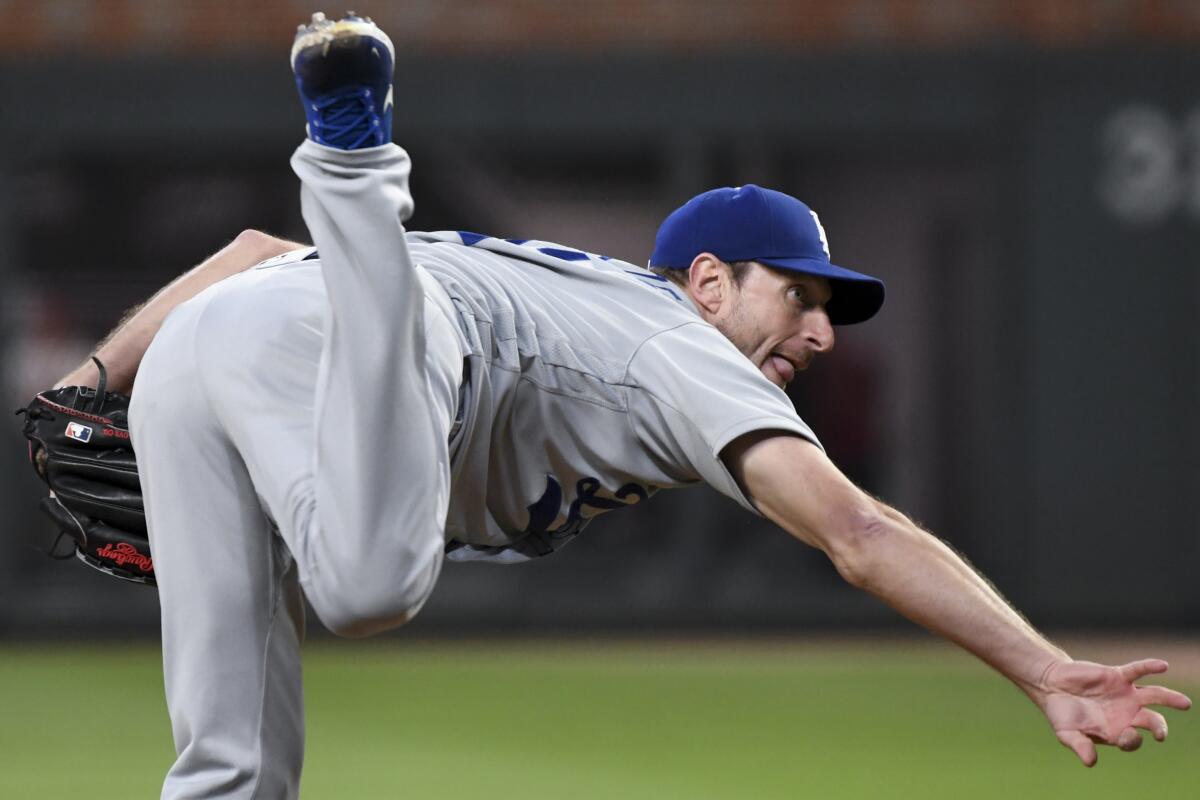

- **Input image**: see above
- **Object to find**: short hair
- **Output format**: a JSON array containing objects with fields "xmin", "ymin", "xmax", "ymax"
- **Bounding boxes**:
[{"xmin": 646, "ymin": 260, "xmax": 754, "ymax": 289}]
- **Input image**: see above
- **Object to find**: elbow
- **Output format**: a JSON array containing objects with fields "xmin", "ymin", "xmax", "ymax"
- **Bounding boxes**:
[
  {"xmin": 825, "ymin": 505, "xmax": 898, "ymax": 591},
  {"xmin": 233, "ymin": 228, "xmax": 293, "ymax": 262},
  {"xmin": 233, "ymin": 228, "xmax": 269, "ymax": 250}
]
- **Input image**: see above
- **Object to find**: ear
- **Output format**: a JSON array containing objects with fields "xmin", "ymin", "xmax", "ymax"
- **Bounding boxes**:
[{"xmin": 686, "ymin": 253, "xmax": 733, "ymax": 315}]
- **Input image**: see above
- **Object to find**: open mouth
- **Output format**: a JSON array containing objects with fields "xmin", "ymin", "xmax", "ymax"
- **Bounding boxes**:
[{"xmin": 768, "ymin": 353, "xmax": 796, "ymax": 386}]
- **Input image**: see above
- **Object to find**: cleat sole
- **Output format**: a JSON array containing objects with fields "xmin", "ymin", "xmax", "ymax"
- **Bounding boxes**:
[{"xmin": 290, "ymin": 17, "xmax": 394, "ymax": 68}]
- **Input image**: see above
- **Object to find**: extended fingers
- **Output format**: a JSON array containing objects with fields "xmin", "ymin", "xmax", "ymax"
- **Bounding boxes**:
[
  {"xmin": 1056, "ymin": 730, "xmax": 1097, "ymax": 767},
  {"xmin": 1136, "ymin": 684, "xmax": 1193, "ymax": 711},
  {"xmin": 1131, "ymin": 708, "xmax": 1169, "ymax": 742},
  {"xmin": 1118, "ymin": 659, "xmax": 1169, "ymax": 682}
]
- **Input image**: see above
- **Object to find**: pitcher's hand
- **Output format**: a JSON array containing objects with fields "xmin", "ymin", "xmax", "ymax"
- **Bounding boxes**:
[{"xmin": 1035, "ymin": 658, "xmax": 1191, "ymax": 766}]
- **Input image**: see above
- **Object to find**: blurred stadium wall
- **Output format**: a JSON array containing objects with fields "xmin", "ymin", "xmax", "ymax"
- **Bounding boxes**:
[{"xmin": 1, "ymin": 0, "xmax": 1197, "ymax": 635}]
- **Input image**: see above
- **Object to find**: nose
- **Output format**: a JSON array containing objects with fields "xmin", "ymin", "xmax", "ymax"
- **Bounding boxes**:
[{"xmin": 805, "ymin": 308, "xmax": 835, "ymax": 353}]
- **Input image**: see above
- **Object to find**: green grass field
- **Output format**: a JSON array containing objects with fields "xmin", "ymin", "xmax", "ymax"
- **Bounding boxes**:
[{"xmin": 0, "ymin": 639, "xmax": 1195, "ymax": 799}]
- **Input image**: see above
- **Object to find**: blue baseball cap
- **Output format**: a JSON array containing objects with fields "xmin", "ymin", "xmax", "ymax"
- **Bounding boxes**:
[{"xmin": 649, "ymin": 184, "xmax": 885, "ymax": 325}]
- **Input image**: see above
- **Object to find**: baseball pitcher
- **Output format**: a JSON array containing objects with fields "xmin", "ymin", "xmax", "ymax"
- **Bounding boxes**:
[{"xmin": 27, "ymin": 12, "xmax": 1189, "ymax": 800}]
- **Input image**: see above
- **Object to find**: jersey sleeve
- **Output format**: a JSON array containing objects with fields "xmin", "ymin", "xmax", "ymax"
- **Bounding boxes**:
[{"xmin": 625, "ymin": 322, "xmax": 822, "ymax": 514}]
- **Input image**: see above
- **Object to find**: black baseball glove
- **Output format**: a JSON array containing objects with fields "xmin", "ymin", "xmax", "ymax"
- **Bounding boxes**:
[{"xmin": 17, "ymin": 359, "xmax": 153, "ymax": 584}]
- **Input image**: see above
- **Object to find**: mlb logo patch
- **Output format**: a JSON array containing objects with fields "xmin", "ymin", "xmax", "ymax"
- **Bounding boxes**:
[{"xmin": 65, "ymin": 422, "xmax": 93, "ymax": 443}]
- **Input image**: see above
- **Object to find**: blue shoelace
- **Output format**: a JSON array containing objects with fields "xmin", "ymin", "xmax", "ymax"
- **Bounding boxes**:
[{"xmin": 310, "ymin": 86, "xmax": 381, "ymax": 149}]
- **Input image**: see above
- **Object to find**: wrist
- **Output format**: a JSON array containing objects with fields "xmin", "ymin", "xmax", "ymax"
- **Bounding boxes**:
[
  {"xmin": 55, "ymin": 360, "xmax": 99, "ymax": 390},
  {"xmin": 1020, "ymin": 655, "xmax": 1072, "ymax": 708}
]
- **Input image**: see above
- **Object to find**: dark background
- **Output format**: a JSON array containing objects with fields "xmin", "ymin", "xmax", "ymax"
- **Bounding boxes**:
[{"xmin": 1, "ymin": 1, "xmax": 1196, "ymax": 636}]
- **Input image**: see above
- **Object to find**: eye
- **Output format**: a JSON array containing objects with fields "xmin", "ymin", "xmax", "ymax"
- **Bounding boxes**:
[{"xmin": 787, "ymin": 286, "xmax": 808, "ymax": 307}]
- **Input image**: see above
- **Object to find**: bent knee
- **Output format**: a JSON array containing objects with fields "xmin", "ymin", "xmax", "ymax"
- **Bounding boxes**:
[
  {"xmin": 319, "ymin": 603, "xmax": 419, "ymax": 639},
  {"xmin": 306, "ymin": 555, "xmax": 441, "ymax": 639}
]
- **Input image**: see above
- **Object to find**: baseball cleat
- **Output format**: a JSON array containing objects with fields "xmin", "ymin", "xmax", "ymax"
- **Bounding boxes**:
[{"xmin": 291, "ymin": 11, "xmax": 395, "ymax": 150}]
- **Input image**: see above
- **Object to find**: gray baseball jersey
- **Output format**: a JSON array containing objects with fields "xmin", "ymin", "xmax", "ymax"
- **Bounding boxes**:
[
  {"xmin": 402, "ymin": 231, "xmax": 823, "ymax": 563},
  {"xmin": 134, "ymin": 140, "xmax": 826, "ymax": 800},
  {"xmin": 211, "ymin": 233, "xmax": 822, "ymax": 567}
]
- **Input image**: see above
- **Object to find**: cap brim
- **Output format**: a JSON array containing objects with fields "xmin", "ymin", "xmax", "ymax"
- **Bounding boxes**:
[{"xmin": 757, "ymin": 257, "xmax": 885, "ymax": 325}]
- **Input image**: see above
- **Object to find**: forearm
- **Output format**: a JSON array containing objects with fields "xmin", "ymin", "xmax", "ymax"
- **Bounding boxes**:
[
  {"xmin": 730, "ymin": 434, "xmax": 1189, "ymax": 766},
  {"xmin": 729, "ymin": 433, "xmax": 1066, "ymax": 702},
  {"xmin": 57, "ymin": 229, "xmax": 305, "ymax": 392},
  {"xmin": 840, "ymin": 508, "xmax": 1067, "ymax": 698}
]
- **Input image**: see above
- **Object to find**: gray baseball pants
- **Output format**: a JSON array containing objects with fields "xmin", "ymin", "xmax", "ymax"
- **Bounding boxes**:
[{"xmin": 130, "ymin": 141, "xmax": 463, "ymax": 799}]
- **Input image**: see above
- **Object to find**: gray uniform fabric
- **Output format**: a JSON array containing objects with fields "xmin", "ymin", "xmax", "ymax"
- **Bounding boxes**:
[
  {"xmin": 408, "ymin": 231, "xmax": 822, "ymax": 562},
  {"xmin": 130, "ymin": 140, "xmax": 819, "ymax": 799}
]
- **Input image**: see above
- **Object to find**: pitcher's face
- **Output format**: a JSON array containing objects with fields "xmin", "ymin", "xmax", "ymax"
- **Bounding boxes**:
[{"xmin": 713, "ymin": 263, "xmax": 835, "ymax": 389}]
